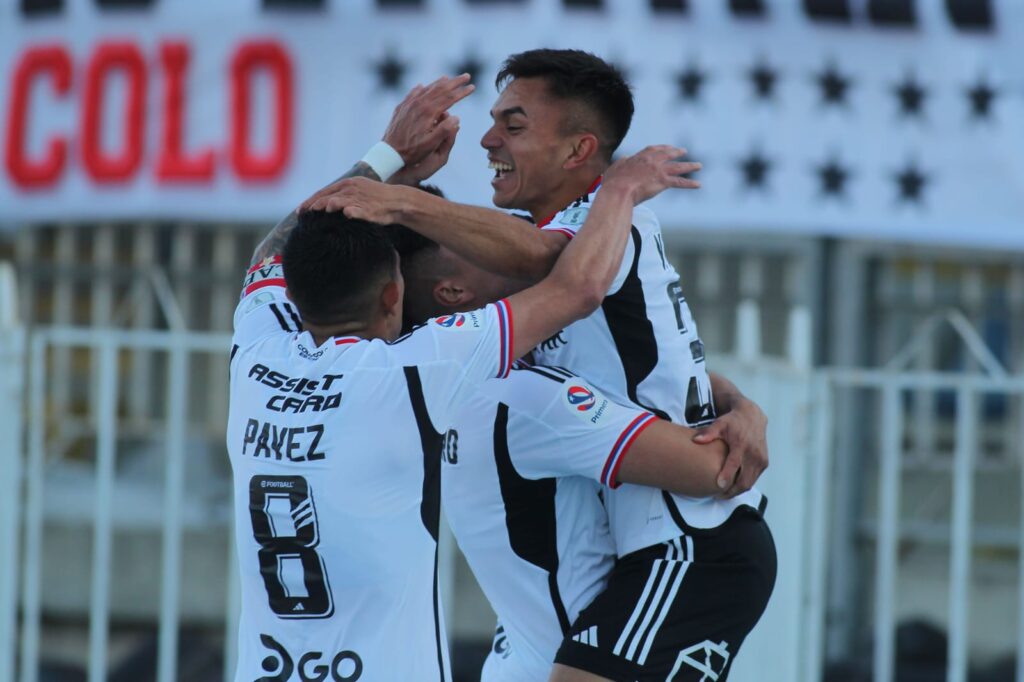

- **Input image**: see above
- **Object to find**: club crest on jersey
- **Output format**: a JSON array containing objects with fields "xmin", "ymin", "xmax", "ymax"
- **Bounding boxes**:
[
  {"xmin": 563, "ymin": 383, "xmax": 611, "ymax": 424},
  {"xmin": 557, "ymin": 206, "xmax": 589, "ymax": 226},
  {"xmin": 243, "ymin": 291, "xmax": 275, "ymax": 314}
]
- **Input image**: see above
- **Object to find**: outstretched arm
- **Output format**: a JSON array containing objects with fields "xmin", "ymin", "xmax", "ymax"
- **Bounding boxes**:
[
  {"xmin": 503, "ymin": 145, "xmax": 693, "ymax": 361},
  {"xmin": 305, "ymin": 182, "xmax": 571, "ymax": 282},
  {"xmin": 304, "ymin": 158, "xmax": 701, "ymax": 284}
]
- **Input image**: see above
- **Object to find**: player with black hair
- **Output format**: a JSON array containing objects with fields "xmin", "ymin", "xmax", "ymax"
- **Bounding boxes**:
[
  {"xmin": 226, "ymin": 73, "xmax": 697, "ymax": 681},
  {"xmin": 303, "ymin": 50, "xmax": 776, "ymax": 681}
]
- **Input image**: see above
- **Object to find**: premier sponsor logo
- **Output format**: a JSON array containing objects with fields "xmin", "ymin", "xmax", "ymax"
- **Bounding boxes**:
[
  {"xmin": 432, "ymin": 310, "xmax": 483, "ymax": 331},
  {"xmin": 563, "ymin": 384, "xmax": 610, "ymax": 425}
]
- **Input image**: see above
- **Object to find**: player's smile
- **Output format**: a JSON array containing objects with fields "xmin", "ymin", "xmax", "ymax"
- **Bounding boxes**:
[{"xmin": 488, "ymin": 158, "xmax": 515, "ymax": 190}]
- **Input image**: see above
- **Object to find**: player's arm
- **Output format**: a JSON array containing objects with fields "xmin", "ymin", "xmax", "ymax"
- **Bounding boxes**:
[
  {"xmin": 253, "ymin": 74, "xmax": 474, "ymax": 266},
  {"xmin": 305, "ymin": 181, "xmax": 569, "ymax": 282},
  {"xmin": 693, "ymin": 372, "xmax": 769, "ymax": 497},
  {"xmin": 503, "ymin": 146, "xmax": 693, "ymax": 361},
  {"xmin": 615, "ymin": 421, "xmax": 727, "ymax": 497}
]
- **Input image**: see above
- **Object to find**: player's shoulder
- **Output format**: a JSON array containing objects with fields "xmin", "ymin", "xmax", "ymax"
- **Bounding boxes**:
[
  {"xmin": 478, "ymin": 364, "xmax": 590, "ymax": 417},
  {"xmin": 630, "ymin": 203, "xmax": 661, "ymax": 231}
]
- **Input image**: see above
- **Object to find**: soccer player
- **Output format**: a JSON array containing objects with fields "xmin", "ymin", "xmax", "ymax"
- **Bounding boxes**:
[
  {"xmin": 388, "ymin": 223, "xmax": 765, "ymax": 682},
  {"xmin": 303, "ymin": 51, "xmax": 776, "ymax": 681},
  {"xmin": 227, "ymin": 76, "xmax": 696, "ymax": 680}
]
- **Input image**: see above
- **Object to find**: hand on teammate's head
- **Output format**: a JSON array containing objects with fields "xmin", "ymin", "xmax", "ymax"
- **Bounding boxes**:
[{"xmin": 602, "ymin": 145, "xmax": 702, "ymax": 205}]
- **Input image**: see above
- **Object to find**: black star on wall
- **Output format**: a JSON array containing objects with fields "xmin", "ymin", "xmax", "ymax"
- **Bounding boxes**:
[
  {"xmin": 738, "ymin": 150, "xmax": 771, "ymax": 191},
  {"xmin": 815, "ymin": 158, "xmax": 851, "ymax": 198},
  {"xmin": 815, "ymin": 62, "xmax": 852, "ymax": 107},
  {"xmin": 966, "ymin": 79, "xmax": 998, "ymax": 120},
  {"xmin": 451, "ymin": 55, "xmax": 484, "ymax": 86},
  {"xmin": 675, "ymin": 63, "xmax": 707, "ymax": 102},
  {"xmin": 893, "ymin": 74, "xmax": 927, "ymax": 118},
  {"xmin": 748, "ymin": 61, "xmax": 778, "ymax": 101},
  {"xmin": 374, "ymin": 53, "xmax": 406, "ymax": 90},
  {"xmin": 894, "ymin": 163, "xmax": 929, "ymax": 204}
]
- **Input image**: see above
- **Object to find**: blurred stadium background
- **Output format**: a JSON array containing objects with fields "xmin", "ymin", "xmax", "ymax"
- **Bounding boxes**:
[{"xmin": 1, "ymin": 0, "xmax": 1023, "ymax": 680}]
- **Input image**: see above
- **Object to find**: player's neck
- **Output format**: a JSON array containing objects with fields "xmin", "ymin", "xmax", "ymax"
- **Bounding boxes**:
[
  {"xmin": 305, "ymin": 318, "xmax": 390, "ymax": 347},
  {"xmin": 527, "ymin": 167, "xmax": 606, "ymax": 222}
]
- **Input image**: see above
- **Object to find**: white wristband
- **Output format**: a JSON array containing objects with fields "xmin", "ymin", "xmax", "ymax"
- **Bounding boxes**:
[{"xmin": 360, "ymin": 141, "xmax": 404, "ymax": 182}]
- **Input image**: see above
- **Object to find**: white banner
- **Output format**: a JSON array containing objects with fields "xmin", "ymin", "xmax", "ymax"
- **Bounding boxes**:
[{"xmin": 1, "ymin": 0, "xmax": 1022, "ymax": 250}]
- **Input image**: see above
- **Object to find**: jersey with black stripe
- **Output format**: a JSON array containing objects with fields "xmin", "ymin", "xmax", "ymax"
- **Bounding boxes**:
[
  {"xmin": 532, "ymin": 183, "xmax": 764, "ymax": 556},
  {"xmin": 442, "ymin": 364, "xmax": 656, "ymax": 680},
  {"xmin": 227, "ymin": 257, "xmax": 513, "ymax": 682}
]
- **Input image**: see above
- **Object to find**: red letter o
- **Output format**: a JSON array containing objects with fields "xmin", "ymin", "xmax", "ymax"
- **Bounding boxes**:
[
  {"xmin": 230, "ymin": 41, "xmax": 293, "ymax": 181},
  {"xmin": 81, "ymin": 42, "xmax": 146, "ymax": 183}
]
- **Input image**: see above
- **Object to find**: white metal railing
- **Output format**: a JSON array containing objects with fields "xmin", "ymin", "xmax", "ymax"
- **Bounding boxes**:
[
  {"xmin": 822, "ymin": 367, "xmax": 1024, "ymax": 682},
  {"xmin": 17, "ymin": 327, "xmax": 235, "ymax": 682},
  {"xmin": 3, "ymin": 298, "xmax": 1023, "ymax": 682},
  {"xmin": 0, "ymin": 263, "xmax": 25, "ymax": 682}
]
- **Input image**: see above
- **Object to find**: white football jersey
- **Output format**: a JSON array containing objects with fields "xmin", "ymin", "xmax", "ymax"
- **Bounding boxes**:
[
  {"xmin": 533, "ymin": 182, "xmax": 765, "ymax": 556},
  {"xmin": 442, "ymin": 364, "xmax": 657, "ymax": 680},
  {"xmin": 227, "ymin": 257, "xmax": 513, "ymax": 682}
]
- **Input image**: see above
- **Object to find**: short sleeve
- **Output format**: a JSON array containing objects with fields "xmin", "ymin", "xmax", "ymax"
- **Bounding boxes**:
[
  {"xmin": 479, "ymin": 366, "xmax": 658, "ymax": 488},
  {"xmin": 232, "ymin": 256, "xmax": 303, "ymax": 344},
  {"xmin": 388, "ymin": 299, "xmax": 515, "ymax": 417}
]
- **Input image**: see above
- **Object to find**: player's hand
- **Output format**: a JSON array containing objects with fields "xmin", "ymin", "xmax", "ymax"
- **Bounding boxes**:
[
  {"xmin": 389, "ymin": 114, "xmax": 460, "ymax": 186},
  {"xmin": 602, "ymin": 145, "xmax": 701, "ymax": 205},
  {"xmin": 302, "ymin": 177, "xmax": 407, "ymax": 224},
  {"xmin": 383, "ymin": 74, "xmax": 474, "ymax": 168},
  {"xmin": 693, "ymin": 398, "xmax": 768, "ymax": 499}
]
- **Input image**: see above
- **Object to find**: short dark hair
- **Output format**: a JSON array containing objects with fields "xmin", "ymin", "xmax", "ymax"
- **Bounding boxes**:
[
  {"xmin": 383, "ymin": 184, "xmax": 444, "ymax": 265},
  {"xmin": 282, "ymin": 210, "xmax": 398, "ymax": 325},
  {"xmin": 495, "ymin": 49, "xmax": 634, "ymax": 161}
]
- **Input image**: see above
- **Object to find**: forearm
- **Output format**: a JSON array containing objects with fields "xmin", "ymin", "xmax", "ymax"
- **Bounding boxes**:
[
  {"xmin": 503, "ymin": 182, "xmax": 635, "ymax": 359},
  {"xmin": 618, "ymin": 421, "xmax": 727, "ymax": 497},
  {"xmin": 401, "ymin": 192, "xmax": 564, "ymax": 282},
  {"xmin": 545, "ymin": 182, "xmax": 634, "ymax": 303},
  {"xmin": 250, "ymin": 162, "xmax": 381, "ymax": 266}
]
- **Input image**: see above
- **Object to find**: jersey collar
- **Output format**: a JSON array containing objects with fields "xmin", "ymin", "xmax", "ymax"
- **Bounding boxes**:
[{"xmin": 536, "ymin": 176, "xmax": 603, "ymax": 229}]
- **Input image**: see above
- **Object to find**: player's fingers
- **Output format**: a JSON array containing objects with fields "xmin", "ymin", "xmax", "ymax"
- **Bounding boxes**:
[
  {"xmin": 646, "ymin": 144, "xmax": 686, "ymax": 160},
  {"xmin": 666, "ymin": 161, "xmax": 701, "ymax": 176},
  {"xmin": 669, "ymin": 177, "xmax": 701, "ymax": 189},
  {"xmin": 723, "ymin": 466, "xmax": 756, "ymax": 499},
  {"xmin": 321, "ymin": 198, "xmax": 343, "ymax": 213},
  {"xmin": 716, "ymin": 453, "xmax": 741, "ymax": 492},
  {"xmin": 341, "ymin": 203, "xmax": 366, "ymax": 219},
  {"xmin": 691, "ymin": 423, "xmax": 723, "ymax": 444}
]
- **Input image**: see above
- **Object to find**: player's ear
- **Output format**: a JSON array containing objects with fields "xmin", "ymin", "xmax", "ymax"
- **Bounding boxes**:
[
  {"xmin": 563, "ymin": 133, "xmax": 600, "ymax": 171},
  {"xmin": 433, "ymin": 278, "xmax": 473, "ymax": 308},
  {"xmin": 380, "ymin": 278, "xmax": 402, "ymax": 319}
]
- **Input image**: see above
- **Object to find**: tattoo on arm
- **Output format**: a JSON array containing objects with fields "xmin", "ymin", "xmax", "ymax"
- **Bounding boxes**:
[{"xmin": 249, "ymin": 161, "xmax": 382, "ymax": 266}]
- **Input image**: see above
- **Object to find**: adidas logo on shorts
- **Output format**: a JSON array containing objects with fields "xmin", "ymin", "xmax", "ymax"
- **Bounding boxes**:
[{"xmin": 572, "ymin": 625, "xmax": 598, "ymax": 647}]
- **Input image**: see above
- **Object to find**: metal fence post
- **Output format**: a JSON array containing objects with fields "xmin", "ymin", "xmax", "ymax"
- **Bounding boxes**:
[{"xmin": 0, "ymin": 263, "xmax": 25, "ymax": 682}]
